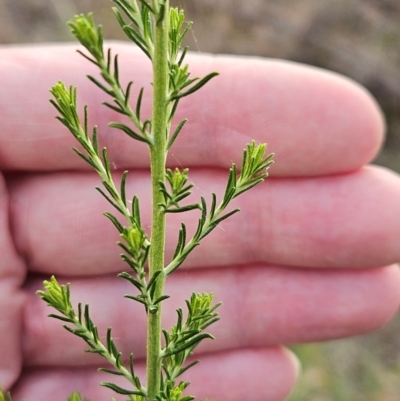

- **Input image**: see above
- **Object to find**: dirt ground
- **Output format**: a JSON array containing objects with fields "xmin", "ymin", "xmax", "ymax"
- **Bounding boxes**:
[{"xmin": 1, "ymin": 1, "xmax": 400, "ymax": 400}]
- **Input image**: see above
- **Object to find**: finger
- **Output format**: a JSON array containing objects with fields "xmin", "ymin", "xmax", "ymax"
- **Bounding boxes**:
[
  {"xmin": 11, "ymin": 348, "xmax": 298, "ymax": 401},
  {"xmin": 0, "ymin": 174, "xmax": 26, "ymax": 389},
  {"xmin": 8, "ymin": 166, "xmax": 400, "ymax": 276},
  {"xmin": 23, "ymin": 265, "xmax": 400, "ymax": 367},
  {"xmin": 0, "ymin": 44, "xmax": 383, "ymax": 175}
]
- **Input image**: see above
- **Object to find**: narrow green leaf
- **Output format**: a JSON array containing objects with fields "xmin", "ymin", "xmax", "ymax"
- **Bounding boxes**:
[
  {"xmin": 119, "ymin": 254, "xmax": 140, "ymax": 273},
  {"xmin": 72, "ymin": 148, "xmax": 98, "ymax": 171},
  {"xmin": 153, "ymin": 295, "xmax": 170, "ymax": 305},
  {"xmin": 95, "ymin": 186, "xmax": 125, "ymax": 215},
  {"xmin": 137, "ymin": 0, "xmax": 155, "ymax": 13},
  {"xmin": 173, "ymin": 222, "xmax": 186, "ymax": 259},
  {"xmin": 92, "ymin": 126, "xmax": 99, "ymax": 156},
  {"xmin": 200, "ymin": 316, "xmax": 221, "ymax": 331},
  {"xmin": 164, "ymin": 204, "xmax": 201, "ymax": 213},
  {"xmin": 121, "ymin": 25, "xmax": 151, "ymax": 58},
  {"xmin": 176, "ymin": 308, "xmax": 183, "ymax": 331},
  {"xmin": 170, "ymin": 72, "xmax": 219, "ymax": 100},
  {"xmin": 84, "ymin": 304, "xmax": 92, "ymax": 331},
  {"xmin": 113, "ymin": 1, "xmax": 139, "ymax": 28},
  {"xmin": 115, "ymin": 352, "xmax": 123, "ymax": 368},
  {"xmin": 125, "ymin": 295, "xmax": 148, "ymax": 306},
  {"xmin": 178, "ymin": 360, "xmax": 200, "ymax": 377},
  {"xmin": 125, "ymin": 81, "xmax": 134, "ymax": 106},
  {"xmin": 47, "ymin": 314, "xmax": 74, "ymax": 323},
  {"xmin": 76, "ymin": 49, "xmax": 99, "ymax": 66},
  {"xmin": 100, "ymin": 382, "xmax": 141, "ymax": 396},
  {"xmin": 113, "ymin": 54, "xmax": 120, "ymax": 85},
  {"xmin": 209, "ymin": 192, "xmax": 217, "ymax": 219},
  {"xmin": 101, "ymin": 147, "xmax": 112, "ymax": 179},
  {"xmin": 162, "ymin": 329, "xmax": 170, "ymax": 346},
  {"xmin": 118, "ymin": 272, "xmax": 144, "ymax": 290},
  {"xmin": 102, "ymin": 180, "xmax": 120, "ymax": 202},
  {"xmin": 235, "ymin": 178, "xmax": 265, "ymax": 197},
  {"xmin": 221, "ymin": 165, "xmax": 237, "ymax": 209},
  {"xmin": 167, "ymin": 118, "xmax": 187, "ymax": 150},
  {"xmin": 175, "ymin": 329, "xmax": 201, "ymax": 345},
  {"xmin": 103, "ymin": 101, "xmax": 129, "ymax": 115},
  {"xmin": 141, "ymin": 1, "xmax": 152, "ymax": 40},
  {"xmin": 180, "ymin": 396, "xmax": 195, "ymax": 401},
  {"xmin": 143, "ymin": 119, "xmax": 152, "ymax": 134},
  {"xmin": 200, "ymin": 196, "xmax": 207, "ymax": 222},
  {"xmin": 147, "ymin": 270, "xmax": 162, "ymax": 291},
  {"xmin": 78, "ymin": 303, "xmax": 83, "ymax": 324},
  {"xmin": 169, "ymin": 100, "xmax": 180, "ymax": 126},
  {"xmin": 179, "ymin": 20, "xmax": 193, "ymax": 42},
  {"xmin": 132, "ymin": 196, "xmax": 141, "ymax": 226},
  {"xmin": 109, "ymin": 122, "xmax": 149, "ymax": 143},
  {"xmin": 83, "ymin": 105, "xmax": 89, "ymax": 138},
  {"xmin": 109, "ymin": 335, "xmax": 120, "ymax": 358},
  {"xmin": 49, "ymin": 98, "xmax": 66, "ymax": 119},
  {"xmin": 180, "ymin": 77, "xmax": 198, "ymax": 90},
  {"xmin": 120, "ymin": 170, "xmax": 128, "ymax": 207},
  {"xmin": 136, "ymin": 87, "xmax": 144, "ymax": 120},
  {"xmin": 63, "ymin": 325, "xmax": 88, "ymax": 340},
  {"xmin": 86, "ymin": 75, "xmax": 114, "ymax": 96},
  {"xmin": 106, "ymin": 327, "xmax": 112, "ymax": 353},
  {"xmin": 98, "ymin": 367, "xmax": 124, "ymax": 376},
  {"xmin": 106, "ymin": 47, "xmax": 112, "ymax": 73},
  {"xmin": 103, "ymin": 212, "xmax": 124, "ymax": 233},
  {"xmin": 92, "ymin": 325, "xmax": 100, "ymax": 343},
  {"xmin": 129, "ymin": 353, "xmax": 135, "ymax": 378},
  {"xmin": 200, "ymin": 209, "xmax": 240, "ymax": 239},
  {"xmin": 177, "ymin": 46, "xmax": 189, "ymax": 67},
  {"xmin": 117, "ymin": 242, "xmax": 133, "ymax": 256},
  {"xmin": 193, "ymin": 216, "xmax": 205, "ymax": 242},
  {"xmin": 162, "ymin": 333, "xmax": 214, "ymax": 357}
]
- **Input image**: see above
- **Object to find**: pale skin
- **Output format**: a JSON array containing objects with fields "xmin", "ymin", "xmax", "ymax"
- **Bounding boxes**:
[{"xmin": 1, "ymin": 43, "xmax": 400, "ymax": 401}]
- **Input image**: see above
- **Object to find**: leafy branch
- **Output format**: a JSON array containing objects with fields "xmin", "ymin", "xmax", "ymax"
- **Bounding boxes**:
[
  {"xmin": 50, "ymin": 82, "xmax": 168, "ymax": 315},
  {"xmin": 165, "ymin": 141, "xmax": 274, "ymax": 276},
  {"xmin": 69, "ymin": 13, "xmax": 152, "ymax": 144},
  {"xmin": 37, "ymin": 277, "xmax": 147, "ymax": 397},
  {"xmin": 161, "ymin": 293, "xmax": 220, "ymax": 372}
]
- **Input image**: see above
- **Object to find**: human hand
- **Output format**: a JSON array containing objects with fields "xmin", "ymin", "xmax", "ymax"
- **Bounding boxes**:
[{"xmin": 1, "ymin": 44, "xmax": 400, "ymax": 401}]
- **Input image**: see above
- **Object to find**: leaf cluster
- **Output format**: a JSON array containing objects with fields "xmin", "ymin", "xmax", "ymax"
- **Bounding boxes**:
[
  {"xmin": 159, "ymin": 168, "xmax": 200, "ymax": 213},
  {"xmin": 157, "ymin": 293, "xmax": 221, "ymax": 401},
  {"xmin": 221, "ymin": 141, "xmax": 274, "ymax": 208}
]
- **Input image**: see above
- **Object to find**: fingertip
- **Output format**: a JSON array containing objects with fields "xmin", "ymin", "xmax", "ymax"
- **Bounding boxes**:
[
  {"xmin": 362, "ymin": 264, "xmax": 400, "ymax": 331},
  {"xmin": 330, "ymin": 72, "xmax": 385, "ymax": 168}
]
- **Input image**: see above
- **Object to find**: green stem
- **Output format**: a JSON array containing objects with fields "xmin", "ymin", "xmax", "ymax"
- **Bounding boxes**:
[{"xmin": 147, "ymin": 1, "xmax": 169, "ymax": 400}]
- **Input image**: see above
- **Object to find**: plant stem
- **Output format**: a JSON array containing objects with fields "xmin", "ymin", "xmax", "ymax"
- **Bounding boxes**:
[{"xmin": 147, "ymin": 1, "xmax": 169, "ymax": 400}]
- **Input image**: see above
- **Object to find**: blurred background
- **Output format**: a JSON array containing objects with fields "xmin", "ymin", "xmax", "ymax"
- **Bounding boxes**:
[{"xmin": 1, "ymin": 0, "xmax": 400, "ymax": 399}]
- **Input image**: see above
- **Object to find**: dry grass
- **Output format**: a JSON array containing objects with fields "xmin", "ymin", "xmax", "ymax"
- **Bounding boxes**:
[{"xmin": 1, "ymin": 1, "xmax": 400, "ymax": 399}]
